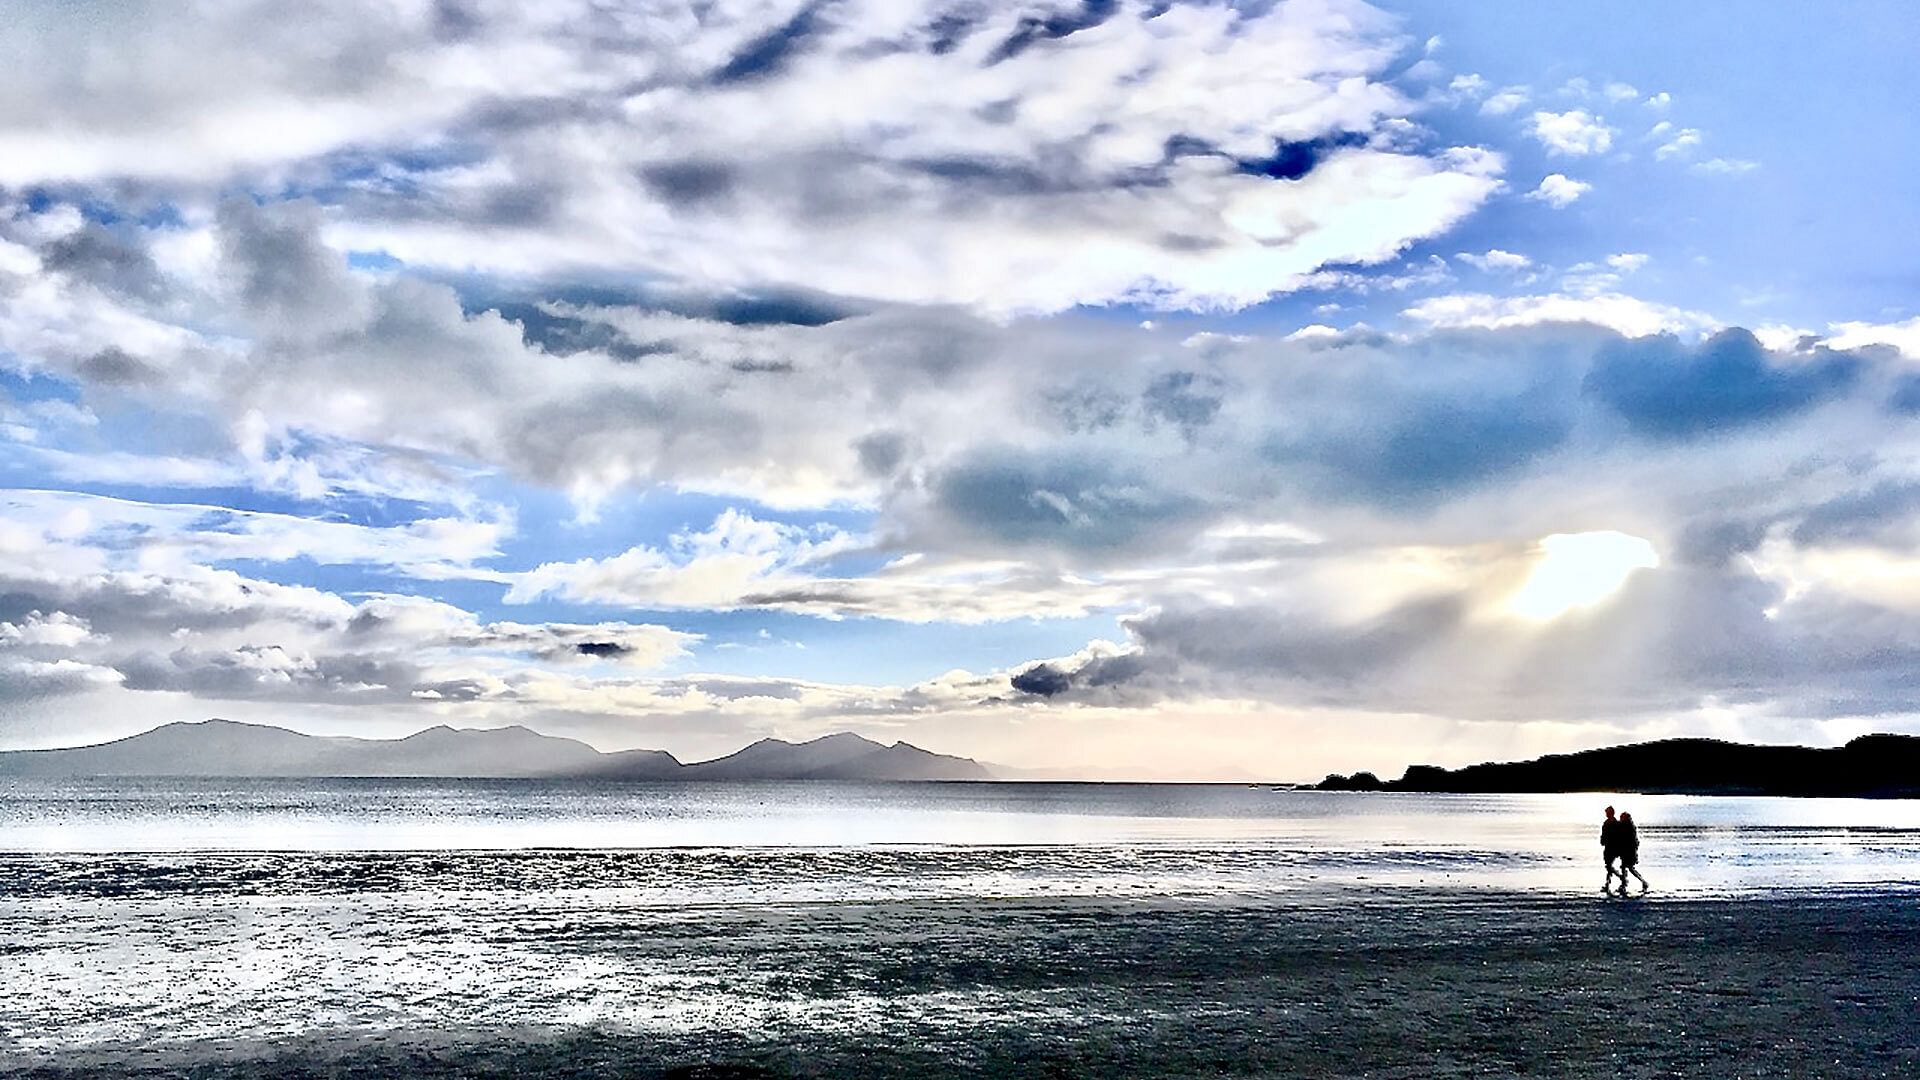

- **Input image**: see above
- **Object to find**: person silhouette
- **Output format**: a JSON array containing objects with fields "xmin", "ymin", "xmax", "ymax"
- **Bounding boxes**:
[
  {"xmin": 1617, "ymin": 811, "xmax": 1648, "ymax": 892},
  {"xmin": 1600, "ymin": 805, "xmax": 1623, "ymax": 891}
]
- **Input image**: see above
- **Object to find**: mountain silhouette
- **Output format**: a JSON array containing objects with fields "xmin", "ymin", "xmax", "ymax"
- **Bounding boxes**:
[
  {"xmin": 0, "ymin": 719, "xmax": 989, "ymax": 781},
  {"xmin": 1317, "ymin": 735, "xmax": 1920, "ymax": 798},
  {"xmin": 681, "ymin": 731, "xmax": 989, "ymax": 780}
]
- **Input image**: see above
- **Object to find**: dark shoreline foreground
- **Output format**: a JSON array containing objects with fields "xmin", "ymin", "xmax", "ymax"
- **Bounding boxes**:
[{"xmin": 8, "ymin": 889, "xmax": 1916, "ymax": 1080}]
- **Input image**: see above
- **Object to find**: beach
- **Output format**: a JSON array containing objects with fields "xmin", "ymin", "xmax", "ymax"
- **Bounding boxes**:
[
  {"xmin": 4, "ymin": 887, "xmax": 1916, "ymax": 1078},
  {"xmin": 3, "ymin": 780, "xmax": 1918, "ymax": 1077}
]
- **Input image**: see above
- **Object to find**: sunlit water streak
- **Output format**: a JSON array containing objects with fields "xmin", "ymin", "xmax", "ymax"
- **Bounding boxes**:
[{"xmin": 2, "ymin": 779, "xmax": 1917, "ymax": 1064}]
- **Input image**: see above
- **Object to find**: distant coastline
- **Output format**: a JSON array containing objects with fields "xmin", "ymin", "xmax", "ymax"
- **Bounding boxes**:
[
  {"xmin": 1316, "ymin": 735, "xmax": 1920, "ymax": 798},
  {"xmin": 0, "ymin": 719, "xmax": 993, "ymax": 782}
]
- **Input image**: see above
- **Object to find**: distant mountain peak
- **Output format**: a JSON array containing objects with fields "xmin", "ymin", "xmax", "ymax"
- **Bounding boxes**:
[{"xmin": 0, "ymin": 720, "xmax": 994, "ymax": 781}]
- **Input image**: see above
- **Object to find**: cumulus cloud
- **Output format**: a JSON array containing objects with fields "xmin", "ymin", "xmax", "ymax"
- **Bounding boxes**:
[
  {"xmin": 1828, "ymin": 316, "xmax": 1920, "ymax": 359},
  {"xmin": 1527, "ymin": 173, "xmax": 1590, "ymax": 208},
  {"xmin": 1528, "ymin": 109, "xmax": 1614, "ymax": 156},
  {"xmin": 1455, "ymin": 249, "xmax": 1532, "ymax": 272}
]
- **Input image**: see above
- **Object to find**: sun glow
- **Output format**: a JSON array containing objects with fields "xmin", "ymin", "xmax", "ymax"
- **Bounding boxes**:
[{"xmin": 1507, "ymin": 531, "xmax": 1660, "ymax": 621}]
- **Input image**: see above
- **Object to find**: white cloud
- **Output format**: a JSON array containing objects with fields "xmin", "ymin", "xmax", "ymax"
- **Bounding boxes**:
[
  {"xmin": 0, "ymin": 610, "xmax": 99, "ymax": 649},
  {"xmin": 1655, "ymin": 127, "xmax": 1704, "ymax": 160},
  {"xmin": 1480, "ymin": 86, "xmax": 1531, "ymax": 115},
  {"xmin": 1827, "ymin": 316, "xmax": 1920, "ymax": 359},
  {"xmin": 1529, "ymin": 110, "xmax": 1615, "ymax": 156},
  {"xmin": 1456, "ymin": 249, "xmax": 1532, "ymax": 272},
  {"xmin": 1403, "ymin": 292, "xmax": 1719, "ymax": 337},
  {"xmin": 1527, "ymin": 173, "xmax": 1592, "ymax": 208},
  {"xmin": 1603, "ymin": 82, "xmax": 1640, "ymax": 102},
  {"xmin": 1645, "ymin": 91, "xmax": 1672, "ymax": 110},
  {"xmin": 1693, "ymin": 157, "xmax": 1759, "ymax": 176},
  {"xmin": 0, "ymin": 0, "xmax": 1507, "ymax": 315},
  {"xmin": 1606, "ymin": 253, "xmax": 1651, "ymax": 274}
]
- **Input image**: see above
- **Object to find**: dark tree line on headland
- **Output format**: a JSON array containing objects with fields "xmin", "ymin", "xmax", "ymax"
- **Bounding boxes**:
[{"xmin": 1317, "ymin": 735, "xmax": 1920, "ymax": 798}]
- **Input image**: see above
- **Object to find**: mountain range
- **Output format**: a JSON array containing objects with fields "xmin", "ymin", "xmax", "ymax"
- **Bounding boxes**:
[
  {"xmin": 1316, "ymin": 735, "xmax": 1920, "ymax": 798},
  {"xmin": 0, "ymin": 719, "xmax": 994, "ymax": 781}
]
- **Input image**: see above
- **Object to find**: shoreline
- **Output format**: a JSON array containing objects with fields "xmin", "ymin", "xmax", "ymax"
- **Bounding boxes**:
[{"xmin": 6, "ymin": 887, "xmax": 1916, "ymax": 1078}]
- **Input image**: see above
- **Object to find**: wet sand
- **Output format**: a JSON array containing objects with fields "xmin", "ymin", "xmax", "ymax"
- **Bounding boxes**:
[{"xmin": 7, "ymin": 888, "xmax": 1916, "ymax": 1079}]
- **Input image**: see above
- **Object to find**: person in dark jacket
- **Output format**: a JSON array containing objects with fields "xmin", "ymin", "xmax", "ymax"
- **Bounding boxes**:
[
  {"xmin": 1600, "ymin": 805, "xmax": 1623, "ymax": 890},
  {"xmin": 1617, "ymin": 811, "xmax": 1648, "ymax": 892}
]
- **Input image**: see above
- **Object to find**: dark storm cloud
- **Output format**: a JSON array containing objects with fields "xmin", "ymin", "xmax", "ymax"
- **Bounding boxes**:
[{"xmin": 1584, "ymin": 328, "xmax": 1861, "ymax": 438}]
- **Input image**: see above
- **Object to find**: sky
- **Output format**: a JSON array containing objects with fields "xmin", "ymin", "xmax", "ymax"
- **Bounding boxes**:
[{"xmin": 2, "ymin": 0, "xmax": 1919, "ymax": 780}]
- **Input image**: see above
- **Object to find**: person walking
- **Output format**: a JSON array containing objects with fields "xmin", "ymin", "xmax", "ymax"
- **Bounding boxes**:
[
  {"xmin": 1600, "ymin": 805, "xmax": 1623, "ymax": 891},
  {"xmin": 1617, "ymin": 811, "xmax": 1649, "ymax": 892}
]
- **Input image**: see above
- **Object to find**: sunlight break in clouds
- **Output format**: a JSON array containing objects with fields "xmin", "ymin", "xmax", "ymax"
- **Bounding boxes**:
[{"xmin": 1506, "ymin": 531, "xmax": 1661, "ymax": 621}]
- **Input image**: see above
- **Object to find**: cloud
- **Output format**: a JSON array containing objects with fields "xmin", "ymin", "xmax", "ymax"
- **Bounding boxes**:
[
  {"xmin": 1000, "ymin": 521, "xmax": 1920, "ymax": 728},
  {"xmin": 14, "ymin": 180, "xmax": 1920, "ymax": 756},
  {"xmin": 0, "ymin": 573, "xmax": 696, "ymax": 708},
  {"xmin": 1404, "ymin": 292, "xmax": 1717, "ymax": 337},
  {"xmin": 1583, "ymin": 328, "xmax": 1862, "ymax": 438},
  {"xmin": 1480, "ymin": 86, "xmax": 1530, "ymax": 116},
  {"xmin": 0, "ymin": 0, "xmax": 1507, "ymax": 315},
  {"xmin": 1527, "ymin": 173, "xmax": 1591, "ymax": 208},
  {"xmin": 1528, "ymin": 110, "xmax": 1614, "ymax": 156},
  {"xmin": 1455, "ymin": 249, "xmax": 1532, "ymax": 272},
  {"xmin": 1653, "ymin": 127, "xmax": 1703, "ymax": 160},
  {"xmin": 1827, "ymin": 316, "xmax": 1920, "ymax": 359},
  {"xmin": 1692, "ymin": 157, "xmax": 1759, "ymax": 176},
  {"xmin": 0, "ymin": 489, "xmax": 507, "ymax": 581}
]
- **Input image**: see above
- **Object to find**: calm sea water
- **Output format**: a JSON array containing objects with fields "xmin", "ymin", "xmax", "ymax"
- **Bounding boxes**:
[{"xmin": 3, "ymin": 779, "xmax": 1917, "ymax": 1067}]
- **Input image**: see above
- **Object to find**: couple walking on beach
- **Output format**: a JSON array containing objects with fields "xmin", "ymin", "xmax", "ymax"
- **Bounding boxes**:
[{"xmin": 1601, "ymin": 806, "xmax": 1648, "ymax": 894}]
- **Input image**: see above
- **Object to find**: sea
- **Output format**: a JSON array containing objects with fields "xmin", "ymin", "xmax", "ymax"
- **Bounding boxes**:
[{"xmin": 3, "ymin": 779, "xmax": 1918, "ymax": 1074}]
